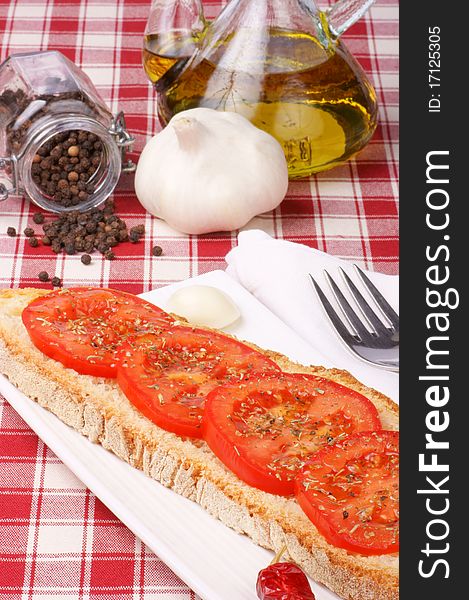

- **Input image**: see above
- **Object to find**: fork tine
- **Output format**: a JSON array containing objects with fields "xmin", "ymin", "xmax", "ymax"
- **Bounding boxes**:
[
  {"xmin": 338, "ymin": 268, "xmax": 391, "ymax": 337},
  {"xmin": 353, "ymin": 265, "xmax": 399, "ymax": 330},
  {"xmin": 309, "ymin": 275, "xmax": 357, "ymax": 346},
  {"xmin": 323, "ymin": 271, "xmax": 371, "ymax": 341}
]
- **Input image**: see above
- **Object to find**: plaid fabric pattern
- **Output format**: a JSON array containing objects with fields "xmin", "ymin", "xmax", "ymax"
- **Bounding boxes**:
[
  {"xmin": 0, "ymin": 397, "xmax": 199, "ymax": 599},
  {"xmin": 0, "ymin": 0, "xmax": 398, "ymax": 597}
]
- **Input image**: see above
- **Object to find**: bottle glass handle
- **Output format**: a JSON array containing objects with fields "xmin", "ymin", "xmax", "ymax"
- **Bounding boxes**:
[{"xmin": 326, "ymin": 0, "xmax": 375, "ymax": 38}]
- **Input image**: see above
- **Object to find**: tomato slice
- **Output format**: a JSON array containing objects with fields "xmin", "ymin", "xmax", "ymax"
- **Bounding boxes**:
[
  {"xmin": 295, "ymin": 430, "xmax": 399, "ymax": 555},
  {"xmin": 22, "ymin": 287, "xmax": 174, "ymax": 378},
  {"xmin": 117, "ymin": 327, "xmax": 281, "ymax": 439},
  {"xmin": 203, "ymin": 372, "xmax": 382, "ymax": 496}
]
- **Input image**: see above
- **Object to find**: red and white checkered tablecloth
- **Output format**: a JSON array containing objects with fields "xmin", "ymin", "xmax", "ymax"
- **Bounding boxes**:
[{"xmin": 0, "ymin": 0, "xmax": 398, "ymax": 598}]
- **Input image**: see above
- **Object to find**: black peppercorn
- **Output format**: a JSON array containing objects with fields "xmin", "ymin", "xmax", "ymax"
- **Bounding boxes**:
[
  {"xmin": 152, "ymin": 245, "xmax": 163, "ymax": 257},
  {"xmin": 104, "ymin": 250, "xmax": 115, "ymax": 260},
  {"xmin": 129, "ymin": 230, "xmax": 140, "ymax": 243},
  {"xmin": 51, "ymin": 276, "xmax": 62, "ymax": 287},
  {"xmin": 28, "ymin": 237, "xmax": 39, "ymax": 247},
  {"xmin": 7, "ymin": 227, "xmax": 17, "ymax": 237},
  {"xmin": 130, "ymin": 224, "xmax": 145, "ymax": 236},
  {"xmin": 32, "ymin": 213, "xmax": 45, "ymax": 225},
  {"xmin": 81, "ymin": 254, "xmax": 92, "ymax": 265},
  {"xmin": 47, "ymin": 182, "xmax": 57, "ymax": 195},
  {"xmin": 38, "ymin": 271, "xmax": 49, "ymax": 282},
  {"xmin": 85, "ymin": 221, "xmax": 97, "ymax": 234},
  {"xmin": 24, "ymin": 227, "xmax": 35, "ymax": 237}
]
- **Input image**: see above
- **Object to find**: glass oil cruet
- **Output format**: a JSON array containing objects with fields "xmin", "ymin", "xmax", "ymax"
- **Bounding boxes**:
[{"xmin": 143, "ymin": 0, "xmax": 378, "ymax": 178}]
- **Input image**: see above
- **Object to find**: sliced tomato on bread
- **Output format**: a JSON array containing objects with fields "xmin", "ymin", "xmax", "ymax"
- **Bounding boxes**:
[
  {"xmin": 117, "ymin": 327, "xmax": 281, "ymax": 439},
  {"xmin": 22, "ymin": 287, "xmax": 174, "ymax": 378},
  {"xmin": 203, "ymin": 372, "xmax": 382, "ymax": 496},
  {"xmin": 295, "ymin": 430, "xmax": 399, "ymax": 555}
]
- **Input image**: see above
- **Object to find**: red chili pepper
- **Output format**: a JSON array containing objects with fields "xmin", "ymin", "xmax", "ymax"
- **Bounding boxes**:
[{"xmin": 256, "ymin": 562, "xmax": 316, "ymax": 600}]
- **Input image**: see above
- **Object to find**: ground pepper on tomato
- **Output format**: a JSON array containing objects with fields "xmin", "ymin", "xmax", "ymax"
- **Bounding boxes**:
[
  {"xmin": 116, "ymin": 327, "xmax": 281, "ymax": 438},
  {"xmin": 203, "ymin": 372, "xmax": 382, "ymax": 496},
  {"xmin": 295, "ymin": 430, "xmax": 399, "ymax": 555},
  {"xmin": 22, "ymin": 287, "xmax": 175, "ymax": 378}
]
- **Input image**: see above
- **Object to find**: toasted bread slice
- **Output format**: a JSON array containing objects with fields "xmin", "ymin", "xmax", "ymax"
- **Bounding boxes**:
[{"xmin": 0, "ymin": 288, "xmax": 399, "ymax": 600}]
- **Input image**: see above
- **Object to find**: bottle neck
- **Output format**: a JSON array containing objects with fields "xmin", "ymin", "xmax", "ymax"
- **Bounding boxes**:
[
  {"xmin": 223, "ymin": 0, "xmax": 320, "ymax": 22},
  {"xmin": 212, "ymin": 0, "xmax": 324, "ymax": 44}
]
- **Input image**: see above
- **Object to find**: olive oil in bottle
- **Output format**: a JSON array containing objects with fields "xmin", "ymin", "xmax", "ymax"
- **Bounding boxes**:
[
  {"xmin": 145, "ymin": 29, "xmax": 378, "ymax": 177},
  {"xmin": 143, "ymin": 32, "xmax": 199, "ymax": 91}
]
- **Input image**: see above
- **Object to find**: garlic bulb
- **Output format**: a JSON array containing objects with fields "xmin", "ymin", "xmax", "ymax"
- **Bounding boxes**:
[{"xmin": 134, "ymin": 108, "xmax": 289, "ymax": 234}]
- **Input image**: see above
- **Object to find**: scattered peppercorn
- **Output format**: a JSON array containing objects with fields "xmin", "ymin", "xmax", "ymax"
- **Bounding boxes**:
[
  {"xmin": 81, "ymin": 254, "xmax": 92, "ymax": 265},
  {"xmin": 104, "ymin": 250, "xmax": 115, "ymax": 260},
  {"xmin": 24, "ymin": 227, "xmax": 35, "ymax": 237},
  {"xmin": 29, "ymin": 198, "xmax": 146, "ymax": 260},
  {"xmin": 131, "ymin": 224, "xmax": 145, "ymax": 236},
  {"xmin": 32, "ymin": 212, "xmax": 45, "ymax": 224},
  {"xmin": 7, "ymin": 227, "xmax": 16, "ymax": 237},
  {"xmin": 28, "ymin": 237, "xmax": 39, "ymax": 247},
  {"xmin": 129, "ymin": 230, "xmax": 140, "ymax": 243},
  {"xmin": 152, "ymin": 245, "xmax": 163, "ymax": 257},
  {"xmin": 38, "ymin": 271, "xmax": 49, "ymax": 282},
  {"xmin": 51, "ymin": 276, "xmax": 62, "ymax": 287}
]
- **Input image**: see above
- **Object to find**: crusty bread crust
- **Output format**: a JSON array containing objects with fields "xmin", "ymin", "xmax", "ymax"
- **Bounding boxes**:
[{"xmin": 0, "ymin": 288, "xmax": 399, "ymax": 600}]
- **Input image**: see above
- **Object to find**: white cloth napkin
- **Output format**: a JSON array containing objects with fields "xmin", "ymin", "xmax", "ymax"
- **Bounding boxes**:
[{"xmin": 226, "ymin": 230, "xmax": 399, "ymax": 403}]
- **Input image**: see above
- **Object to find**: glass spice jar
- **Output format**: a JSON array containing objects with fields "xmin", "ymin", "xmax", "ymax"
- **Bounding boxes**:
[{"xmin": 0, "ymin": 50, "xmax": 135, "ymax": 212}]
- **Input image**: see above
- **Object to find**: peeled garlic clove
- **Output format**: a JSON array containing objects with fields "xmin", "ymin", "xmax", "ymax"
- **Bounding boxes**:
[{"xmin": 166, "ymin": 285, "xmax": 241, "ymax": 329}]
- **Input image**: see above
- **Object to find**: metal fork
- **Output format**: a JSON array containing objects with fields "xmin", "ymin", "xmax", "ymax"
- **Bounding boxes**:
[{"xmin": 310, "ymin": 265, "xmax": 399, "ymax": 372}]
